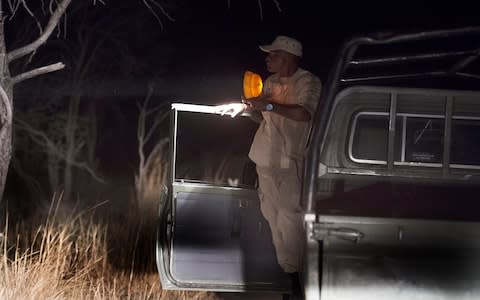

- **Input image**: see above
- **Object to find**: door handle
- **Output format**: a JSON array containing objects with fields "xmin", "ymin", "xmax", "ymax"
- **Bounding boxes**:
[
  {"xmin": 313, "ymin": 226, "xmax": 364, "ymax": 243},
  {"xmin": 329, "ymin": 228, "xmax": 364, "ymax": 242}
]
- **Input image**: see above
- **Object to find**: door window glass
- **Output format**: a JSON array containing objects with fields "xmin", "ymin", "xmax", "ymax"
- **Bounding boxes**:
[
  {"xmin": 175, "ymin": 111, "xmax": 257, "ymax": 186},
  {"xmin": 405, "ymin": 117, "xmax": 444, "ymax": 163},
  {"xmin": 451, "ymin": 119, "xmax": 480, "ymax": 166},
  {"xmin": 351, "ymin": 114, "xmax": 388, "ymax": 162},
  {"xmin": 350, "ymin": 113, "xmax": 402, "ymax": 163}
]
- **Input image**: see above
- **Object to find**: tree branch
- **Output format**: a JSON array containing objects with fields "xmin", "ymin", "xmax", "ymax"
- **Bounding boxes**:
[
  {"xmin": 12, "ymin": 62, "xmax": 65, "ymax": 85},
  {"xmin": 258, "ymin": 0, "xmax": 264, "ymax": 21},
  {"xmin": 272, "ymin": 0, "xmax": 282, "ymax": 12},
  {"xmin": 255, "ymin": 0, "xmax": 282, "ymax": 20},
  {"xmin": 14, "ymin": 117, "xmax": 105, "ymax": 183},
  {"xmin": 20, "ymin": 0, "xmax": 44, "ymax": 35},
  {"xmin": 144, "ymin": 110, "xmax": 168, "ymax": 145},
  {"xmin": 7, "ymin": 0, "xmax": 73, "ymax": 63},
  {"xmin": 144, "ymin": 137, "xmax": 168, "ymax": 173},
  {"xmin": 142, "ymin": 0, "xmax": 175, "ymax": 29},
  {"xmin": 0, "ymin": 85, "xmax": 12, "ymax": 126},
  {"xmin": 149, "ymin": 0, "xmax": 175, "ymax": 21},
  {"xmin": 6, "ymin": 0, "xmax": 21, "ymax": 20}
]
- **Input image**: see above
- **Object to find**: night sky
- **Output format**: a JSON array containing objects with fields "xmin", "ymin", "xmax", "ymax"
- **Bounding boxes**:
[{"xmin": 160, "ymin": 1, "xmax": 480, "ymax": 103}]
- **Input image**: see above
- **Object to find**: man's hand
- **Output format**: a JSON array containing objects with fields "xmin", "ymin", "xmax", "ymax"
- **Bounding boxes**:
[
  {"xmin": 245, "ymin": 97, "xmax": 270, "ymax": 111},
  {"xmin": 214, "ymin": 103, "xmax": 248, "ymax": 118},
  {"xmin": 244, "ymin": 94, "xmax": 275, "ymax": 111}
]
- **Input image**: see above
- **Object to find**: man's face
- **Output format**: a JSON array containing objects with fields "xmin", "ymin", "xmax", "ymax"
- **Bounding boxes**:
[{"xmin": 265, "ymin": 50, "xmax": 289, "ymax": 73}]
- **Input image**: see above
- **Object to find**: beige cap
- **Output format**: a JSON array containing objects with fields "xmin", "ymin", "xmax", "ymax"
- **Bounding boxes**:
[{"xmin": 259, "ymin": 35, "xmax": 303, "ymax": 57}]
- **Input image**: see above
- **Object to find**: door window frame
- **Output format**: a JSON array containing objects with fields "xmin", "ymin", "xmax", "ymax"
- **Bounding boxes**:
[{"xmin": 348, "ymin": 111, "xmax": 480, "ymax": 170}]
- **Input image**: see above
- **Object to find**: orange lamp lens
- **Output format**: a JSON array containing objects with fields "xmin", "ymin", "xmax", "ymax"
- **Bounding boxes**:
[{"xmin": 243, "ymin": 71, "xmax": 263, "ymax": 99}]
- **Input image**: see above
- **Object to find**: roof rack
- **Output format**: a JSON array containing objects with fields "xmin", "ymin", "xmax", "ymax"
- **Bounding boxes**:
[{"xmin": 340, "ymin": 27, "xmax": 480, "ymax": 84}]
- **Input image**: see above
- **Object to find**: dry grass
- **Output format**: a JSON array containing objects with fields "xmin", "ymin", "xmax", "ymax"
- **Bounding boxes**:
[{"xmin": 0, "ymin": 198, "xmax": 219, "ymax": 300}]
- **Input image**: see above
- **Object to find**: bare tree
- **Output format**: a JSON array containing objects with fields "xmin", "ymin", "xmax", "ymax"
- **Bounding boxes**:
[
  {"xmin": 11, "ymin": 1, "xmax": 133, "ymax": 201},
  {"xmin": 135, "ymin": 85, "xmax": 169, "ymax": 208},
  {"xmin": 14, "ymin": 112, "xmax": 104, "ymax": 194},
  {"xmin": 0, "ymin": 0, "xmax": 71, "ymax": 201}
]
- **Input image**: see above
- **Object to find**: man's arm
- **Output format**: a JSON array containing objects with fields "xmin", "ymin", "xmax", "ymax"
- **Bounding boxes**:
[{"xmin": 246, "ymin": 97, "xmax": 311, "ymax": 122}]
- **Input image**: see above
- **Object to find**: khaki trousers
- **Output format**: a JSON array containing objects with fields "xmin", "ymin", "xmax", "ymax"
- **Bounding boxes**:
[{"xmin": 256, "ymin": 165, "xmax": 305, "ymax": 273}]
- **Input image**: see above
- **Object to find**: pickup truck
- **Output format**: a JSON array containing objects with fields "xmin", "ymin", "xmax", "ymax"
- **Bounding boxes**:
[{"xmin": 156, "ymin": 27, "xmax": 480, "ymax": 300}]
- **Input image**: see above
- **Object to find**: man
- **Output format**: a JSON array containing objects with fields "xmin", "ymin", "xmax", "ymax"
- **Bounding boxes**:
[{"xmin": 218, "ymin": 35, "xmax": 321, "ymax": 284}]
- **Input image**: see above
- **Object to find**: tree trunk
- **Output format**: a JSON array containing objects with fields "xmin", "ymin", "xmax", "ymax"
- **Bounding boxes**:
[
  {"xmin": 63, "ymin": 90, "xmax": 82, "ymax": 201},
  {"xmin": 47, "ymin": 150, "xmax": 60, "ymax": 195},
  {"xmin": 0, "ymin": 6, "xmax": 13, "ymax": 201},
  {"xmin": 0, "ymin": 109, "xmax": 12, "ymax": 201},
  {"xmin": 0, "ymin": 118, "xmax": 12, "ymax": 201}
]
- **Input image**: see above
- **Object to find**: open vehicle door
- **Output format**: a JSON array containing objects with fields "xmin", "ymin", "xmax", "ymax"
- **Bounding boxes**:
[{"xmin": 156, "ymin": 104, "xmax": 290, "ymax": 293}]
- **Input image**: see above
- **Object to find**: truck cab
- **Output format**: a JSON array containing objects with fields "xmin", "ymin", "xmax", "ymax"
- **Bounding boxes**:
[
  {"xmin": 156, "ymin": 27, "xmax": 480, "ymax": 299},
  {"xmin": 303, "ymin": 26, "xmax": 480, "ymax": 300}
]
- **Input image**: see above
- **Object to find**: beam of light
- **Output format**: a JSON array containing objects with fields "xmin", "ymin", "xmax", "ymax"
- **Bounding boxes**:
[{"xmin": 172, "ymin": 103, "xmax": 247, "ymax": 118}]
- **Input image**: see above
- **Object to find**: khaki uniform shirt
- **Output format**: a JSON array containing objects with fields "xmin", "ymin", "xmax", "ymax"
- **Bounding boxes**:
[{"xmin": 248, "ymin": 68, "xmax": 322, "ymax": 169}]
